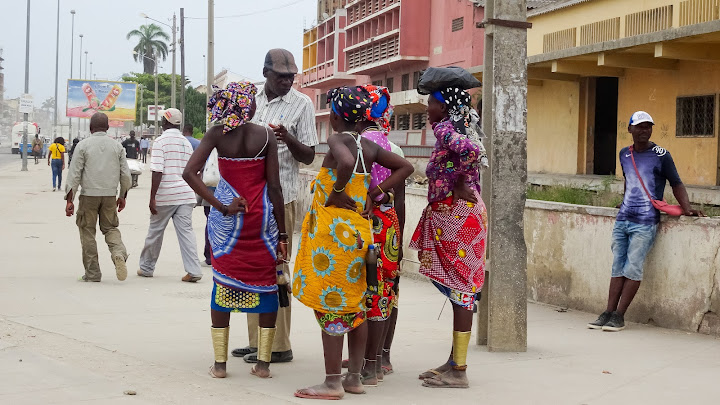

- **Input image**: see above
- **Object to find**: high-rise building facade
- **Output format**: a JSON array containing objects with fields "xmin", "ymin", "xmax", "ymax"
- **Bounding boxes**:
[{"xmin": 302, "ymin": 0, "xmax": 485, "ymax": 147}]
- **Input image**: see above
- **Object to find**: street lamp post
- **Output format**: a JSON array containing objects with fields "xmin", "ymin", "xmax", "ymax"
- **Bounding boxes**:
[
  {"xmin": 21, "ymin": 0, "xmax": 31, "ymax": 172},
  {"xmin": 154, "ymin": 53, "xmax": 159, "ymax": 137},
  {"xmin": 84, "ymin": 51, "xmax": 88, "ymax": 80},
  {"xmin": 89, "ymin": 61, "xmax": 92, "ymax": 81},
  {"xmin": 53, "ymin": 0, "xmax": 60, "ymax": 136},
  {"xmin": 68, "ymin": 10, "xmax": 75, "ymax": 142},
  {"xmin": 78, "ymin": 33, "xmax": 83, "ymax": 140},
  {"xmin": 141, "ymin": 12, "xmax": 177, "ymax": 108},
  {"xmin": 207, "ymin": 0, "xmax": 214, "ymax": 130}
]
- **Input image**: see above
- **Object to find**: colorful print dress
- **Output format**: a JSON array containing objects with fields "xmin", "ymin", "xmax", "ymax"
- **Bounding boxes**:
[
  {"xmin": 293, "ymin": 164, "xmax": 373, "ymax": 336},
  {"xmin": 208, "ymin": 157, "xmax": 279, "ymax": 313},
  {"xmin": 409, "ymin": 119, "xmax": 488, "ymax": 310}
]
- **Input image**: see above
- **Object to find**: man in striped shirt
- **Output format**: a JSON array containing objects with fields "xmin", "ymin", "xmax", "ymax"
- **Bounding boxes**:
[
  {"xmin": 233, "ymin": 48, "xmax": 318, "ymax": 364},
  {"xmin": 137, "ymin": 108, "xmax": 204, "ymax": 283}
]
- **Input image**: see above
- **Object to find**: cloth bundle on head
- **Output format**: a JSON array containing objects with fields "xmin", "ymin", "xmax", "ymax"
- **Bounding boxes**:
[
  {"xmin": 362, "ymin": 84, "xmax": 393, "ymax": 133},
  {"xmin": 432, "ymin": 87, "xmax": 489, "ymax": 168},
  {"xmin": 328, "ymin": 86, "xmax": 372, "ymax": 123},
  {"xmin": 207, "ymin": 81, "xmax": 258, "ymax": 134}
]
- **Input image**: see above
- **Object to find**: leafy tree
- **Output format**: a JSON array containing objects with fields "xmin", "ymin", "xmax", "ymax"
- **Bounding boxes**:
[
  {"xmin": 126, "ymin": 24, "xmax": 170, "ymax": 74},
  {"xmin": 121, "ymin": 72, "xmax": 206, "ymax": 132}
]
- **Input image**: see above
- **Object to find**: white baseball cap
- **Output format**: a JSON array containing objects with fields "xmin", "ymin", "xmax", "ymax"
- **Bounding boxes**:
[
  {"xmin": 161, "ymin": 108, "xmax": 182, "ymax": 125},
  {"xmin": 629, "ymin": 111, "xmax": 654, "ymax": 126}
]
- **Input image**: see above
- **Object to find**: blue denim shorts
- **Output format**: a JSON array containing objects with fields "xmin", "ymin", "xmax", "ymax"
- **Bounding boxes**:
[{"xmin": 611, "ymin": 220, "xmax": 658, "ymax": 281}]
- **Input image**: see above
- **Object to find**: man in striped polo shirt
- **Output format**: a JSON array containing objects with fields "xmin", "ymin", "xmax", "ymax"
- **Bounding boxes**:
[
  {"xmin": 232, "ymin": 48, "xmax": 318, "ymax": 364},
  {"xmin": 137, "ymin": 108, "xmax": 204, "ymax": 282}
]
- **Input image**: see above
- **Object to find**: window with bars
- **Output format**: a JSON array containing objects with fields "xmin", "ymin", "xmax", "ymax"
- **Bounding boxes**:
[
  {"xmin": 320, "ymin": 93, "xmax": 329, "ymax": 110},
  {"xmin": 401, "ymin": 74, "xmax": 410, "ymax": 91},
  {"xmin": 389, "ymin": 114, "xmax": 396, "ymax": 130},
  {"xmin": 676, "ymin": 95, "xmax": 716, "ymax": 137},
  {"xmin": 397, "ymin": 114, "xmax": 410, "ymax": 130},
  {"xmin": 413, "ymin": 71, "xmax": 420, "ymax": 90},
  {"xmin": 372, "ymin": 79, "xmax": 383, "ymax": 87},
  {"xmin": 412, "ymin": 113, "xmax": 427, "ymax": 130},
  {"xmin": 386, "ymin": 77, "xmax": 394, "ymax": 93},
  {"xmin": 452, "ymin": 17, "xmax": 464, "ymax": 32}
]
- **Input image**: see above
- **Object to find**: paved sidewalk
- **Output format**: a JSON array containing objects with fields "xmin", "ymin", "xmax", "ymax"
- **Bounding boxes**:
[{"xmin": 1, "ymin": 157, "xmax": 719, "ymax": 405}]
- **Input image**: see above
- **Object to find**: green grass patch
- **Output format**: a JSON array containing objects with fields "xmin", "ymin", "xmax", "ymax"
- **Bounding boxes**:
[{"xmin": 527, "ymin": 184, "xmax": 720, "ymax": 217}]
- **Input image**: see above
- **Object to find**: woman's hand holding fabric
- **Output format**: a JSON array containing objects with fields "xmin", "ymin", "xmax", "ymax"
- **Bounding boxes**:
[
  {"xmin": 227, "ymin": 196, "xmax": 248, "ymax": 216},
  {"xmin": 326, "ymin": 190, "xmax": 357, "ymax": 211}
]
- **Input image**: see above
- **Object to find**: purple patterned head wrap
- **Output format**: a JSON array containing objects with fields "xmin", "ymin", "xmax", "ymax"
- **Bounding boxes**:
[{"xmin": 207, "ymin": 81, "xmax": 257, "ymax": 134}]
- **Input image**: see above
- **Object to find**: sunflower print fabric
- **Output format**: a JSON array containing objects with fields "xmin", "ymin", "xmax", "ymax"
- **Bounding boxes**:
[{"xmin": 293, "ymin": 167, "xmax": 373, "ymax": 335}]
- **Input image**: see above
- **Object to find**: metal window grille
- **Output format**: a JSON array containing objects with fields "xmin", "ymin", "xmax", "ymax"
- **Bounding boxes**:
[
  {"xmin": 389, "ymin": 114, "xmax": 396, "ymax": 130},
  {"xmin": 401, "ymin": 74, "xmax": 410, "ymax": 91},
  {"xmin": 397, "ymin": 114, "xmax": 410, "ymax": 130},
  {"xmin": 386, "ymin": 77, "xmax": 394, "ymax": 93},
  {"xmin": 372, "ymin": 79, "xmax": 383, "ymax": 86},
  {"xmin": 452, "ymin": 17, "xmax": 465, "ymax": 32},
  {"xmin": 413, "ymin": 71, "xmax": 420, "ymax": 89},
  {"xmin": 676, "ymin": 95, "xmax": 716, "ymax": 137},
  {"xmin": 412, "ymin": 113, "xmax": 427, "ymax": 130}
]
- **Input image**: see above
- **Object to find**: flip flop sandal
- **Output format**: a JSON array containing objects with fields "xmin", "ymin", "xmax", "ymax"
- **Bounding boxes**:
[
  {"xmin": 421, "ymin": 374, "xmax": 469, "ymax": 389},
  {"xmin": 382, "ymin": 365, "xmax": 394, "ymax": 375},
  {"xmin": 418, "ymin": 369, "xmax": 442, "ymax": 380},
  {"xmin": 294, "ymin": 389, "xmax": 343, "ymax": 400},
  {"xmin": 250, "ymin": 366, "xmax": 272, "ymax": 379},
  {"xmin": 208, "ymin": 365, "xmax": 226, "ymax": 379}
]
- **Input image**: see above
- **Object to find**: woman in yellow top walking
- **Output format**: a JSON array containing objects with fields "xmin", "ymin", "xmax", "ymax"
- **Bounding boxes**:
[{"xmin": 47, "ymin": 137, "xmax": 66, "ymax": 191}]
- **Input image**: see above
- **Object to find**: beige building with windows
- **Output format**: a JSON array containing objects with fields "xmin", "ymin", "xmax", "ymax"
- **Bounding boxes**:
[{"xmin": 508, "ymin": 0, "xmax": 720, "ymax": 186}]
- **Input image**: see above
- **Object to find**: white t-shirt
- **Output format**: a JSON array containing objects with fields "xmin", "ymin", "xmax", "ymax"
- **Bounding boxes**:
[{"xmin": 150, "ymin": 128, "xmax": 196, "ymax": 206}]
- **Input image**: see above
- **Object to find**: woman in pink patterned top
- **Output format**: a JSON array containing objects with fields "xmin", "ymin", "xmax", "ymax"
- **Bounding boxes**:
[{"xmin": 410, "ymin": 84, "xmax": 487, "ymax": 389}]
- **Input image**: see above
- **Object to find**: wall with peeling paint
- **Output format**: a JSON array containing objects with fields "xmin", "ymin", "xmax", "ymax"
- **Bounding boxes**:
[
  {"xmin": 616, "ymin": 61, "xmax": 720, "ymax": 186},
  {"xmin": 527, "ymin": 80, "xmax": 580, "ymax": 174}
]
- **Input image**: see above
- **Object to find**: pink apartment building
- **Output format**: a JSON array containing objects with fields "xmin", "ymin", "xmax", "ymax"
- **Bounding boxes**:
[{"xmin": 301, "ymin": 0, "xmax": 486, "ymax": 151}]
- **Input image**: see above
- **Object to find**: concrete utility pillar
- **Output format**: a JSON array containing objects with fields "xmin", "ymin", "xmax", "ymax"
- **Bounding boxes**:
[{"xmin": 479, "ymin": 0, "xmax": 529, "ymax": 352}]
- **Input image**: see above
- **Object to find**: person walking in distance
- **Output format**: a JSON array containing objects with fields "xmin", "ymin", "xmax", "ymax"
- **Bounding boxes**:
[
  {"xmin": 183, "ymin": 123, "xmax": 200, "ymax": 150},
  {"xmin": 140, "ymin": 136, "xmax": 150, "ymax": 163},
  {"xmin": 231, "ymin": 48, "xmax": 319, "ymax": 364},
  {"xmin": 64, "ymin": 112, "xmax": 131, "ymax": 282},
  {"xmin": 32, "ymin": 134, "xmax": 43, "ymax": 164},
  {"xmin": 587, "ymin": 111, "xmax": 702, "ymax": 332},
  {"xmin": 122, "ymin": 131, "xmax": 141, "ymax": 187},
  {"xmin": 137, "ymin": 108, "xmax": 204, "ymax": 283},
  {"xmin": 48, "ymin": 137, "xmax": 66, "ymax": 191}
]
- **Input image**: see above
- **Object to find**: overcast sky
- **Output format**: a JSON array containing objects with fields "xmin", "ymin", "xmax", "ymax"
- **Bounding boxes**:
[{"xmin": 0, "ymin": 0, "xmax": 317, "ymax": 118}]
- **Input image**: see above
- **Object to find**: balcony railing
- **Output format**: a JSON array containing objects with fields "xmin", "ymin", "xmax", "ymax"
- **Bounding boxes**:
[
  {"xmin": 579, "ymin": 17, "xmax": 620, "ymax": 46},
  {"xmin": 540, "ymin": 0, "xmax": 720, "ymax": 54},
  {"xmin": 543, "ymin": 28, "xmax": 576, "ymax": 53},
  {"xmin": 680, "ymin": 0, "xmax": 720, "ymax": 25},
  {"xmin": 625, "ymin": 5, "xmax": 673, "ymax": 36}
]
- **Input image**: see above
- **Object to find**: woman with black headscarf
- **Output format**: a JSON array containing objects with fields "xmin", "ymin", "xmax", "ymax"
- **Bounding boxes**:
[{"xmin": 410, "ymin": 81, "xmax": 488, "ymax": 389}]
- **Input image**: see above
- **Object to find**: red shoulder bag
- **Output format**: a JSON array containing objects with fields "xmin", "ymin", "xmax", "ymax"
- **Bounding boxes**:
[{"xmin": 628, "ymin": 146, "xmax": 684, "ymax": 217}]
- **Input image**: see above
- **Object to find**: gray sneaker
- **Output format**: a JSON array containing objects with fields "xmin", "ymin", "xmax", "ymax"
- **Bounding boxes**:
[
  {"xmin": 587, "ymin": 311, "xmax": 612, "ymax": 329},
  {"xmin": 602, "ymin": 312, "xmax": 626, "ymax": 332}
]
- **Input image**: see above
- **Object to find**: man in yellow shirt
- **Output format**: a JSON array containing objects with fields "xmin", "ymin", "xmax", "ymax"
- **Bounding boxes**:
[{"xmin": 48, "ymin": 137, "xmax": 66, "ymax": 191}]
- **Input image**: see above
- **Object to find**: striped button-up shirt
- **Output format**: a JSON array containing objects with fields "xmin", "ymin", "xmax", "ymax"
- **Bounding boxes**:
[
  {"xmin": 251, "ymin": 86, "xmax": 318, "ymax": 203},
  {"xmin": 150, "ymin": 128, "xmax": 197, "ymax": 206}
]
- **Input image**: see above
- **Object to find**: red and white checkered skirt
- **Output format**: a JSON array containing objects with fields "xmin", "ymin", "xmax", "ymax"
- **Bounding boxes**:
[{"xmin": 409, "ymin": 194, "xmax": 487, "ymax": 294}]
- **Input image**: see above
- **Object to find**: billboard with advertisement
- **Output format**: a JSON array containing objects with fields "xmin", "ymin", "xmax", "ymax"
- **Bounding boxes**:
[{"xmin": 66, "ymin": 79, "xmax": 137, "ymax": 121}]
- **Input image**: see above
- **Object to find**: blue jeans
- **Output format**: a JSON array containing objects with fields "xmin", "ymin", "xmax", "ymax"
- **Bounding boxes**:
[
  {"xmin": 611, "ymin": 220, "xmax": 658, "ymax": 281},
  {"xmin": 51, "ymin": 159, "xmax": 63, "ymax": 189}
]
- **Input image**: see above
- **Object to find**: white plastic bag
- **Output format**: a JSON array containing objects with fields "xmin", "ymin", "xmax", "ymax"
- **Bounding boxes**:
[
  {"xmin": 203, "ymin": 149, "xmax": 220, "ymax": 187},
  {"xmin": 127, "ymin": 159, "xmax": 144, "ymax": 175}
]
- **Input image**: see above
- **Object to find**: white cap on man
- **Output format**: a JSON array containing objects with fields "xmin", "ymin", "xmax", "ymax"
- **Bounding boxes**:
[
  {"xmin": 161, "ymin": 108, "xmax": 183, "ymax": 125},
  {"xmin": 629, "ymin": 111, "xmax": 654, "ymax": 126}
]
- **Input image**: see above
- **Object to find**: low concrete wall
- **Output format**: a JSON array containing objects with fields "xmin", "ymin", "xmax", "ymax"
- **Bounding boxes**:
[{"xmin": 297, "ymin": 169, "xmax": 720, "ymax": 335}]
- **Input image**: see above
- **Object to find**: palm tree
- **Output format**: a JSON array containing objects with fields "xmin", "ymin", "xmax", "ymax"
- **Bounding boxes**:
[{"xmin": 126, "ymin": 24, "xmax": 170, "ymax": 74}]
